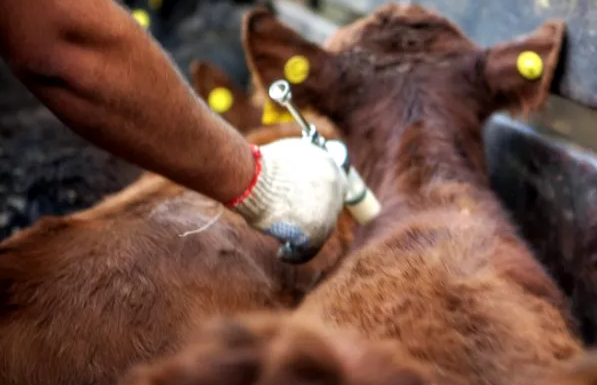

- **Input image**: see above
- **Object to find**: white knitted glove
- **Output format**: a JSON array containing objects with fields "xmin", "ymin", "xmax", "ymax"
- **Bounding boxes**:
[{"xmin": 231, "ymin": 137, "xmax": 348, "ymax": 263}]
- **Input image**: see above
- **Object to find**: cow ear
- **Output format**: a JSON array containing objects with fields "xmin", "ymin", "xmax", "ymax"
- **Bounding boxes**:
[
  {"xmin": 483, "ymin": 19, "xmax": 566, "ymax": 114},
  {"xmin": 189, "ymin": 60, "xmax": 262, "ymax": 132},
  {"xmin": 242, "ymin": 8, "xmax": 339, "ymax": 112},
  {"xmin": 189, "ymin": 60, "xmax": 247, "ymax": 108}
]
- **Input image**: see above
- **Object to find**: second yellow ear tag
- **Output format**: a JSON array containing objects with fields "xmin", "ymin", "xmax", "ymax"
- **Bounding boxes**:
[
  {"xmin": 517, "ymin": 51, "xmax": 543, "ymax": 80},
  {"xmin": 261, "ymin": 99, "xmax": 294, "ymax": 125},
  {"xmin": 284, "ymin": 55, "xmax": 310, "ymax": 84},
  {"xmin": 208, "ymin": 87, "xmax": 234, "ymax": 114},
  {"xmin": 132, "ymin": 9, "xmax": 151, "ymax": 29}
]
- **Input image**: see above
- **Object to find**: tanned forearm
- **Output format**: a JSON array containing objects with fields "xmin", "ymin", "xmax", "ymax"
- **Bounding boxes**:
[{"xmin": 0, "ymin": 0, "xmax": 254, "ymax": 203}]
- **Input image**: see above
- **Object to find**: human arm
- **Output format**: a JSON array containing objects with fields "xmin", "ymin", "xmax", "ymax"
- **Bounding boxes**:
[
  {"xmin": 0, "ymin": 0, "xmax": 348, "ymax": 262},
  {"xmin": 0, "ymin": 0, "xmax": 254, "ymax": 203}
]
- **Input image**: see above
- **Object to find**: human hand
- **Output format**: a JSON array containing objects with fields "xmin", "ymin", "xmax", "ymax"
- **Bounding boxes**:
[{"xmin": 229, "ymin": 137, "xmax": 348, "ymax": 264}]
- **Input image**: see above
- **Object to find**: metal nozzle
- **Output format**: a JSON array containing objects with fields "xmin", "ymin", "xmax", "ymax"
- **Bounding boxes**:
[
  {"xmin": 268, "ymin": 79, "xmax": 292, "ymax": 104},
  {"xmin": 268, "ymin": 80, "xmax": 323, "ymax": 146},
  {"xmin": 266, "ymin": 79, "xmax": 381, "ymax": 261}
]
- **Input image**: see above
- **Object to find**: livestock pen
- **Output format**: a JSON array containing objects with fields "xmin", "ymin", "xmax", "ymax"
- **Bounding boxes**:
[{"xmin": 0, "ymin": 1, "xmax": 596, "ymax": 384}]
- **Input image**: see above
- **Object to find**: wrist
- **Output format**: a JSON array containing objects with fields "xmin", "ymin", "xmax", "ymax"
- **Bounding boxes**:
[
  {"xmin": 226, "ymin": 144, "xmax": 293, "ymax": 224},
  {"xmin": 226, "ymin": 144, "xmax": 272, "ymax": 223},
  {"xmin": 225, "ymin": 144, "xmax": 263, "ymax": 208}
]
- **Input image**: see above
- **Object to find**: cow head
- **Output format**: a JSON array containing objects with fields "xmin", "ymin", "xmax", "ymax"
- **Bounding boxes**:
[{"xmin": 242, "ymin": 4, "xmax": 564, "ymax": 142}]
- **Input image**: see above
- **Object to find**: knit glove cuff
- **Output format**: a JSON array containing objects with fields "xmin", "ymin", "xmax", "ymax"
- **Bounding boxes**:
[{"xmin": 229, "ymin": 138, "xmax": 347, "ymax": 257}]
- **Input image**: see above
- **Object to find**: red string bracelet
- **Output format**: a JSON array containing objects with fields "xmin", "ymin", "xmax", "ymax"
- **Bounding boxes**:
[{"xmin": 225, "ymin": 144, "xmax": 262, "ymax": 208}]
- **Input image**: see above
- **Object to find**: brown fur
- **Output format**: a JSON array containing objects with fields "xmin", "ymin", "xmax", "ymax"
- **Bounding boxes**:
[
  {"xmin": 0, "ymin": 65, "xmax": 353, "ymax": 385},
  {"xmin": 119, "ymin": 313, "xmax": 597, "ymax": 385},
  {"xmin": 120, "ymin": 4, "xmax": 597, "ymax": 385},
  {"xmin": 118, "ymin": 312, "xmax": 431, "ymax": 385}
]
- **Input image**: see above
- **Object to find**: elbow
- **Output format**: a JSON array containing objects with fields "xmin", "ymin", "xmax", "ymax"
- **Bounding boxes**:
[
  {"xmin": 0, "ymin": 1, "xmax": 91, "ymax": 79},
  {"xmin": 5, "ymin": 29, "xmax": 122, "ymax": 96},
  {"xmin": 1, "ymin": 25, "xmax": 69, "ymax": 83},
  {"xmin": 0, "ymin": 0, "xmax": 144, "ymax": 105},
  {"xmin": 7, "ymin": 50, "xmax": 60, "ymax": 83},
  {"xmin": 3, "ymin": 8, "xmax": 127, "ymax": 85}
]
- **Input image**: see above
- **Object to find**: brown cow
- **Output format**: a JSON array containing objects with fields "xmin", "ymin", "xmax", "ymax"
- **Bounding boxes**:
[
  {"xmin": 0, "ymin": 68, "xmax": 352, "ymax": 385},
  {"xmin": 118, "ymin": 4, "xmax": 597, "ymax": 385}
]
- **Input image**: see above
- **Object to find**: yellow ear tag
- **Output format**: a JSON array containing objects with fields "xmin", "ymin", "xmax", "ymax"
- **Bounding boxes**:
[
  {"xmin": 208, "ymin": 87, "xmax": 234, "ymax": 114},
  {"xmin": 517, "ymin": 51, "xmax": 543, "ymax": 80},
  {"xmin": 284, "ymin": 55, "xmax": 310, "ymax": 84},
  {"xmin": 148, "ymin": 0, "xmax": 163, "ymax": 10},
  {"xmin": 132, "ymin": 9, "xmax": 151, "ymax": 29},
  {"xmin": 261, "ymin": 99, "xmax": 294, "ymax": 125}
]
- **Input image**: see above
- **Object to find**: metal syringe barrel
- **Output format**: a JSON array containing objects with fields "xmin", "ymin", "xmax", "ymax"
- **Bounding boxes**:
[{"xmin": 268, "ymin": 80, "xmax": 381, "ymax": 225}]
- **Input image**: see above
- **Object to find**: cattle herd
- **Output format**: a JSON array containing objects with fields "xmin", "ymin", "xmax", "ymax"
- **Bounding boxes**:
[{"xmin": 1, "ymin": 3, "xmax": 596, "ymax": 385}]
